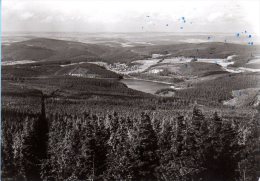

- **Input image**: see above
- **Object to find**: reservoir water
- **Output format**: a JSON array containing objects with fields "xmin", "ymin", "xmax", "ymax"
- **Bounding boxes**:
[{"xmin": 120, "ymin": 78, "xmax": 172, "ymax": 94}]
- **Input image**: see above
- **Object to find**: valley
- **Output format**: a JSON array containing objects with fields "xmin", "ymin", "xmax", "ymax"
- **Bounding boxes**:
[
  {"xmin": 2, "ymin": 35, "xmax": 260, "ymax": 106},
  {"xmin": 1, "ymin": 33, "xmax": 260, "ymax": 181}
]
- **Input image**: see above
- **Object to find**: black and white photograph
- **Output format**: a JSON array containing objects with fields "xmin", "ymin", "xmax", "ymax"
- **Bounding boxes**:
[{"xmin": 1, "ymin": 0, "xmax": 260, "ymax": 180}]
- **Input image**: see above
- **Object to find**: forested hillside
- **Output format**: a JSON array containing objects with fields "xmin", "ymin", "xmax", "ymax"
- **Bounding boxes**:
[{"xmin": 2, "ymin": 105, "xmax": 259, "ymax": 181}]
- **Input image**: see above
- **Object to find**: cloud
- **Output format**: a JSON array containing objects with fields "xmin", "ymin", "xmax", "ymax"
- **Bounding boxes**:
[
  {"xmin": 207, "ymin": 12, "xmax": 224, "ymax": 22},
  {"xmin": 2, "ymin": 0, "xmax": 259, "ymax": 34},
  {"xmin": 20, "ymin": 12, "xmax": 34, "ymax": 20}
]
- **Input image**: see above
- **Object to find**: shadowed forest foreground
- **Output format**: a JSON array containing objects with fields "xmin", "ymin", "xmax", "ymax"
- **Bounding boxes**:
[{"xmin": 2, "ymin": 105, "xmax": 259, "ymax": 181}]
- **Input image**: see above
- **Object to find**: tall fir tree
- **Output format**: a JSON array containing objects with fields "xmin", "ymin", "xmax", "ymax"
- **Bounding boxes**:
[
  {"xmin": 106, "ymin": 117, "xmax": 133, "ymax": 180},
  {"xmin": 131, "ymin": 113, "xmax": 159, "ymax": 181}
]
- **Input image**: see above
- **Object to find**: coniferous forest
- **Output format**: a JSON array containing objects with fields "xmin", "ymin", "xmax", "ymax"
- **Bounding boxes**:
[{"xmin": 2, "ymin": 103, "xmax": 259, "ymax": 181}]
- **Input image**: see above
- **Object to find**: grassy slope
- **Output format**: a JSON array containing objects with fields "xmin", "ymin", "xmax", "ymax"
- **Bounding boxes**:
[
  {"xmin": 132, "ymin": 42, "xmax": 260, "ymax": 67},
  {"xmin": 130, "ymin": 62, "xmax": 228, "ymax": 84},
  {"xmin": 150, "ymin": 62, "xmax": 227, "ymax": 76}
]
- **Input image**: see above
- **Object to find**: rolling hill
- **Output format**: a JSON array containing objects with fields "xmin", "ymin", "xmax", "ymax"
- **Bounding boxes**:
[
  {"xmin": 132, "ymin": 42, "xmax": 259, "ymax": 67},
  {"xmin": 2, "ymin": 62, "xmax": 121, "ymax": 79},
  {"xmin": 1, "ymin": 38, "xmax": 146, "ymax": 63}
]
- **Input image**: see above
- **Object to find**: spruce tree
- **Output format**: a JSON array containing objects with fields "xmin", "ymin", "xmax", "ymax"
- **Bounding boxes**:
[
  {"xmin": 77, "ymin": 116, "xmax": 95, "ymax": 180},
  {"xmin": 1, "ymin": 117, "xmax": 15, "ymax": 178},
  {"xmin": 106, "ymin": 117, "xmax": 132, "ymax": 180},
  {"xmin": 131, "ymin": 113, "xmax": 159, "ymax": 181},
  {"xmin": 93, "ymin": 115, "xmax": 108, "ymax": 179},
  {"xmin": 23, "ymin": 96, "xmax": 49, "ymax": 181}
]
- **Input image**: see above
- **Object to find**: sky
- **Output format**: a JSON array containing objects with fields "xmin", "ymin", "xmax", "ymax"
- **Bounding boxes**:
[{"xmin": 2, "ymin": 0, "xmax": 260, "ymax": 35}]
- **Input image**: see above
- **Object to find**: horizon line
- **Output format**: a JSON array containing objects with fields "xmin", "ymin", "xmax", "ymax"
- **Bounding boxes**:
[{"xmin": 2, "ymin": 31, "xmax": 241, "ymax": 34}]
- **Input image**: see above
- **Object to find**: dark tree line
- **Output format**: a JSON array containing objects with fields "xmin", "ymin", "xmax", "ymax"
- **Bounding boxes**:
[{"xmin": 1, "ymin": 107, "xmax": 259, "ymax": 181}]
